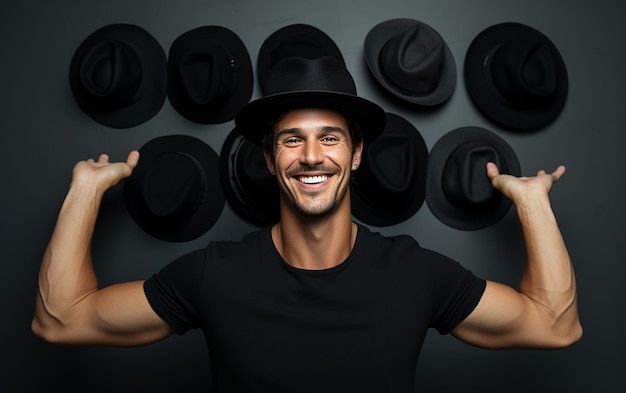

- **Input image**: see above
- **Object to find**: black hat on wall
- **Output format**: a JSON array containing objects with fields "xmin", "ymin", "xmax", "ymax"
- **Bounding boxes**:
[
  {"xmin": 167, "ymin": 26, "xmax": 253, "ymax": 124},
  {"xmin": 464, "ymin": 22, "xmax": 568, "ymax": 130},
  {"xmin": 124, "ymin": 135, "xmax": 225, "ymax": 242},
  {"xmin": 69, "ymin": 24, "xmax": 167, "ymax": 128},
  {"xmin": 235, "ymin": 56, "xmax": 386, "ymax": 146},
  {"xmin": 219, "ymin": 127, "xmax": 280, "ymax": 227},
  {"xmin": 257, "ymin": 23, "xmax": 345, "ymax": 95},
  {"xmin": 425, "ymin": 127, "xmax": 520, "ymax": 230},
  {"xmin": 351, "ymin": 113, "xmax": 429, "ymax": 227},
  {"xmin": 364, "ymin": 18, "xmax": 456, "ymax": 106}
]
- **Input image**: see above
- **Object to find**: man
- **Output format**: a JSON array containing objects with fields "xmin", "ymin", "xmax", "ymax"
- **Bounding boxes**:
[{"xmin": 33, "ymin": 57, "xmax": 581, "ymax": 392}]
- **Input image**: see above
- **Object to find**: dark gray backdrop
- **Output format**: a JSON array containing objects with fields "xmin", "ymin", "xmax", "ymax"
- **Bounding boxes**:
[{"xmin": 2, "ymin": 0, "xmax": 624, "ymax": 392}]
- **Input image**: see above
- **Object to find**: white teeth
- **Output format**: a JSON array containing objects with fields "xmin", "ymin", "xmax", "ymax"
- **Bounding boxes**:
[{"xmin": 298, "ymin": 175, "xmax": 328, "ymax": 184}]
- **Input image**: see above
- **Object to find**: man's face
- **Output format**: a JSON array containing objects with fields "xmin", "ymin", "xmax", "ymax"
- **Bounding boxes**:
[{"xmin": 265, "ymin": 108, "xmax": 362, "ymax": 218}]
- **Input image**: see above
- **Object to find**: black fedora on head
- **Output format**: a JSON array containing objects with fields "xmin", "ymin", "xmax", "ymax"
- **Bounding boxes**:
[
  {"xmin": 69, "ymin": 24, "xmax": 167, "ymax": 128},
  {"xmin": 364, "ymin": 18, "xmax": 456, "ymax": 106},
  {"xmin": 235, "ymin": 56, "xmax": 386, "ymax": 145},
  {"xmin": 257, "ymin": 23, "xmax": 345, "ymax": 95},
  {"xmin": 219, "ymin": 127, "xmax": 280, "ymax": 227},
  {"xmin": 167, "ymin": 26, "xmax": 253, "ymax": 124},
  {"xmin": 124, "ymin": 135, "xmax": 225, "ymax": 242},
  {"xmin": 351, "ymin": 113, "xmax": 429, "ymax": 227},
  {"xmin": 464, "ymin": 22, "xmax": 568, "ymax": 130},
  {"xmin": 426, "ymin": 127, "xmax": 521, "ymax": 231}
]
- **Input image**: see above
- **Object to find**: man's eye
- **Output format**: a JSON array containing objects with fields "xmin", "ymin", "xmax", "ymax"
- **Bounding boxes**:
[
  {"xmin": 283, "ymin": 138, "xmax": 301, "ymax": 145},
  {"xmin": 321, "ymin": 136, "xmax": 339, "ymax": 143}
]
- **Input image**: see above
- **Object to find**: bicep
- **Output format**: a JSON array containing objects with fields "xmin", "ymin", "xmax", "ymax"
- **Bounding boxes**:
[
  {"xmin": 72, "ymin": 280, "xmax": 173, "ymax": 346},
  {"xmin": 451, "ymin": 280, "xmax": 560, "ymax": 349}
]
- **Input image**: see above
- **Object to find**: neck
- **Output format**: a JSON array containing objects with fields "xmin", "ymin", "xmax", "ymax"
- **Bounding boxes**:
[{"xmin": 272, "ymin": 201, "xmax": 357, "ymax": 270}]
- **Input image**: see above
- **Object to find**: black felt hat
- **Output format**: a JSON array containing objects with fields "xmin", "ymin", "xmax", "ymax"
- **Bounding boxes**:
[
  {"xmin": 464, "ymin": 22, "xmax": 568, "ymax": 130},
  {"xmin": 235, "ymin": 56, "xmax": 386, "ymax": 145},
  {"xmin": 425, "ymin": 127, "xmax": 520, "ymax": 230},
  {"xmin": 364, "ymin": 18, "xmax": 456, "ymax": 106},
  {"xmin": 124, "ymin": 135, "xmax": 225, "ymax": 242},
  {"xmin": 69, "ymin": 24, "xmax": 167, "ymax": 128},
  {"xmin": 219, "ymin": 127, "xmax": 280, "ymax": 227},
  {"xmin": 257, "ymin": 23, "xmax": 345, "ymax": 95},
  {"xmin": 167, "ymin": 26, "xmax": 253, "ymax": 124},
  {"xmin": 351, "ymin": 113, "xmax": 429, "ymax": 226}
]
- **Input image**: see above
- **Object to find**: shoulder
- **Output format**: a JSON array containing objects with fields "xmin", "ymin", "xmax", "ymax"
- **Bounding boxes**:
[
  {"xmin": 355, "ymin": 223, "xmax": 429, "ymax": 259},
  {"xmin": 205, "ymin": 226, "xmax": 272, "ymax": 260}
]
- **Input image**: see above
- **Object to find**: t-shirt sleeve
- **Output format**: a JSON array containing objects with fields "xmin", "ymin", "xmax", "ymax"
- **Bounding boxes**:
[
  {"xmin": 422, "ymin": 248, "xmax": 486, "ymax": 335},
  {"xmin": 143, "ymin": 247, "xmax": 207, "ymax": 335}
]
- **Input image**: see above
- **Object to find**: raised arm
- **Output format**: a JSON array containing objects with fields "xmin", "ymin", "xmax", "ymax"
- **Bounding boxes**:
[
  {"xmin": 32, "ymin": 152, "xmax": 172, "ymax": 346},
  {"xmin": 452, "ymin": 163, "xmax": 582, "ymax": 349}
]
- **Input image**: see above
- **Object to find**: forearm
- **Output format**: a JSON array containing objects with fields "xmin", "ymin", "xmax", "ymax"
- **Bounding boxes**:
[
  {"xmin": 516, "ymin": 194, "xmax": 582, "ymax": 343},
  {"xmin": 33, "ymin": 181, "xmax": 104, "ymax": 336}
]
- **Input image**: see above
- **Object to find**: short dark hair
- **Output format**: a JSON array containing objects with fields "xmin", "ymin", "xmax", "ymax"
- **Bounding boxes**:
[{"xmin": 262, "ymin": 110, "xmax": 364, "ymax": 158}]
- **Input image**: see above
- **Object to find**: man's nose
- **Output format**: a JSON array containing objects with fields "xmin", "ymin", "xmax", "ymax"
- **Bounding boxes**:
[{"xmin": 301, "ymin": 140, "xmax": 324, "ymax": 167}]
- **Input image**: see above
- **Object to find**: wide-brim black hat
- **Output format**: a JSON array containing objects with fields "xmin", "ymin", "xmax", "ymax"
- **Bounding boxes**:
[
  {"xmin": 124, "ymin": 135, "xmax": 225, "ymax": 242},
  {"xmin": 257, "ymin": 23, "xmax": 345, "ymax": 95},
  {"xmin": 69, "ymin": 24, "xmax": 167, "ymax": 129},
  {"xmin": 351, "ymin": 113, "xmax": 428, "ymax": 226},
  {"xmin": 219, "ymin": 127, "xmax": 280, "ymax": 227},
  {"xmin": 464, "ymin": 22, "xmax": 568, "ymax": 130},
  {"xmin": 235, "ymin": 56, "xmax": 386, "ymax": 146},
  {"xmin": 425, "ymin": 127, "xmax": 520, "ymax": 230},
  {"xmin": 364, "ymin": 18, "xmax": 456, "ymax": 106},
  {"xmin": 167, "ymin": 26, "xmax": 253, "ymax": 124}
]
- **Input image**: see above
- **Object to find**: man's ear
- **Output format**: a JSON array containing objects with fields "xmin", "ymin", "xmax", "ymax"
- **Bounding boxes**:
[
  {"xmin": 263, "ymin": 149, "xmax": 275, "ymax": 175},
  {"xmin": 352, "ymin": 140, "xmax": 364, "ymax": 169}
]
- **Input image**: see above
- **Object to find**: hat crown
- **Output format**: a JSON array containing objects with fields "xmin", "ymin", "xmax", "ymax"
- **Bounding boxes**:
[
  {"xmin": 233, "ymin": 137, "xmax": 279, "ymax": 199},
  {"xmin": 271, "ymin": 31, "xmax": 333, "ymax": 66},
  {"xmin": 356, "ymin": 134, "xmax": 416, "ymax": 204},
  {"xmin": 490, "ymin": 40, "xmax": 557, "ymax": 107},
  {"xmin": 380, "ymin": 24, "xmax": 444, "ymax": 94},
  {"xmin": 264, "ymin": 56, "xmax": 357, "ymax": 96},
  {"xmin": 79, "ymin": 39, "xmax": 146, "ymax": 105},
  {"xmin": 178, "ymin": 40, "xmax": 238, "ymax": 106},
  {"xmin": 443, "ymin": 142, "xmax": 503, "ymax": 211},
  {"xmin": 141, "ymin": 152, "xmax": 206, "ymax": 219},
  {"xmin": 351, "ymin": 113, "xmax": 428, "ymax": 226}
]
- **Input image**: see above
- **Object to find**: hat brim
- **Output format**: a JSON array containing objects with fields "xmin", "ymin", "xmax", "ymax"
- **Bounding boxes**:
[
  {"xmin": 257, "ymin": 24, "xmax": 345, "ymax": 95},
  {"xmin": 235, "ymin": 90, "xmax": 386, "ymax": 145},
  {"xmin": 351, "ymin": 113, "xmax": 428, "ymax": 226},
  {"xmin": 464, "ymin": 22, "xmax": 568, "ymax": 130},
  {"xmin": 425, "ymin": 127, "xmax": 520, "ymax": 230},
  {"xmin": 219, "ymin": 127, "xmax": 280, "ymax": 227},
  {"xmin": 124, "ymin": 135, "xmax": 225, "ymax": 242},
  {"xmin": 167, "ymin": 26, "xmax": 253, "ymax": 124},
  {"xmin": 364, "ymin": 18, "xmax": 457, "ymax": 106},
  {"xmin": 69, "ymin": 24, "xmax": 167, "ymax": 129}
]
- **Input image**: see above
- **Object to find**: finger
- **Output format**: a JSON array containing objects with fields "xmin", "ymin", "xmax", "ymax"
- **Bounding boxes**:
[
  {"xmin": 126, "ymin": 150, "xmax": 140, "ymax": 169},
  {"xmin": 486, "ymin": 161, "xmax": 500, "ymax": 180},
  {"xmin": 552, "ymin": 165, "xmax": 566, "ymax": 181},
  {"xmin": 98, "ymin": 153, "xmax": 110, "ymax": 163}
]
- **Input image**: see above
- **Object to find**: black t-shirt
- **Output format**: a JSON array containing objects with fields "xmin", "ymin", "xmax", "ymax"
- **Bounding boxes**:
[{"xmin": 144, "ymin": 224, "xmax": 486, "ymax": 392}]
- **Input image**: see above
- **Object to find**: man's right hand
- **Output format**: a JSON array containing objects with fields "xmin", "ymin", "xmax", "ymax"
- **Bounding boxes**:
[{"xmin": 71, "ymin": 151, "xmax": 140, "ymax": 191}]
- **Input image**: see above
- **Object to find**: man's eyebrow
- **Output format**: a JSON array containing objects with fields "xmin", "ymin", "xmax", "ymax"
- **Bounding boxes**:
[
  {"xmin": 276, "ymin": 127, "xmax": 302, "ymax": 140},
  {"xmin": 276, "ymin": 126, "xmax": 348, "ymax": 139}
]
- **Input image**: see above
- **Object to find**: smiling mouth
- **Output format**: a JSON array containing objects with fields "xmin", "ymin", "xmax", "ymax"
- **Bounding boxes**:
[{"xmin": 297, "ymin": 175, "xmax": 329, "ymax": 184}]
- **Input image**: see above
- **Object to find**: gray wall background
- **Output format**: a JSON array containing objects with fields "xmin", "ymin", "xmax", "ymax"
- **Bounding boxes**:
[{"xmin": 2, "ymin": 0, "xmax": 624, "ymax": 391}]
